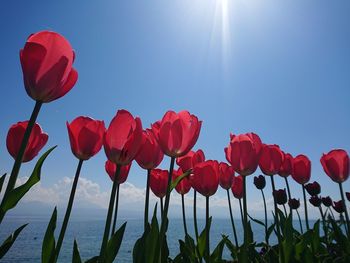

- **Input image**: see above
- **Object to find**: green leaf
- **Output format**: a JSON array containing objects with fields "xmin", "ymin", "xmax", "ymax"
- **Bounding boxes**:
[
  {"xmin": 0, "ymin": 223, "xmax": 27, "ymax": 259},
  {"xmin": 145, "ymin": 205, "xmax": 160, "ymax": 263},
  {"xmin": 0, "ymin": 146, "xmax": 56, "ymax": 213},
  {"xmin": 197, "ymin": 217, "xmax": 212, "ymax": 258},
  {"xmin": 72, "ymin": 239, "xmax": 82, "ymax": 263},
  {"xmin": 170, "ymin": 170, "xmax": 191, "ymax": 192},
  {"xmin": 267, "ymin": 223, "xmax": 276, "ymax": 240},
  {"xmin": 42, "ymin": 207, "xmax": 57, "ymax": 263},
  {"xmin": 248, "ymin": 213, "xmax": 265, "ymax": 227},
  {"xmin": 85, "ymin": 256, "xmax": 99, "ymax": 263},
  {"xmin": 210, "ymin": 235, "xmax": 226, "ymax": 261},
  {"xmin": 0, "ymin": 174, "xmax": 6, "ymax": 194},
  {"xmin": 104, "ymin": 222, "xmax": 127, "ymax": 263}
]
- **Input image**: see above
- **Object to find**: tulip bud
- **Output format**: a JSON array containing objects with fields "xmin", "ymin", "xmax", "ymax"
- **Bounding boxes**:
[
  {"xmin": 273, "ymin": 189, "xmax": 287, "ymax": 205},
  {"xmin": 150, "ymin": 169, "xmax": 169, "ymax": 198},
  {"xmin": 321, "ymin": 196, "xmax": 332, "ymax": 207},
  {"xmin": 304, "ymin": 181, "xmax": 321, "ymax": 196},
  {"xmin": 292, "ymin": 154, "xmax": 311, "ymax": 185},
  {"xmin": 231, "ymin": 175, "xmax": 244, "ymax": 199},
  {"xmin": 253, "ymin": 175, "xmax": 266, "ymax": 190},
  {"xmin": 288, "ymin": 198, "xmax": 300, "ymax": 210},
  {"xmin": 105, "ymin": 160, "xmax": 131, "ymax": 184},
  {"xmin": 321, "ymin": 149, "xmax": 349, "ymax": 183},
  {"xmin": 279, "ymin": 152, "xmax": 293, "ymax": 177},
  {"xmin": 309, "ymin": 196, "xmax": 322, "ymax": 207},
  {"xmin": 219, "ymin": 162, "xmax": 235, "ymax": 190}
]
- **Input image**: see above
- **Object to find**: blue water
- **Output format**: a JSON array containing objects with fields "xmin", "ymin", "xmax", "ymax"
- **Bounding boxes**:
[{"xmin": 0, "ymin": 216, "xmax": 303, "ymax": 262}]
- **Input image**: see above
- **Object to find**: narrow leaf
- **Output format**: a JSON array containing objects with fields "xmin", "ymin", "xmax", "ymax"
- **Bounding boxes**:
[
  {"xmin": 0, "ymin": 223, "xmax": 27, "ymax": 259},
  {"xmin": 104, "ymin": 222, "xmax": 127, "ymax": 263},
  {"xmin": 42, "ymin": 207, "xmax": 57, "ymax": 263},
  {"xmin": 72, "ymin": 239, "xmax": 83, "ymax": 263},
  {"xmin": 170, "ymin": 170, "xmax": 191, "ymax": 192}
]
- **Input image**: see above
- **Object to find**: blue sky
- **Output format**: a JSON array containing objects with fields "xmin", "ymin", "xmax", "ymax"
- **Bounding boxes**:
[{"xmin": 0, "ymin": 0, "xmax": 349, "ymax": 218}]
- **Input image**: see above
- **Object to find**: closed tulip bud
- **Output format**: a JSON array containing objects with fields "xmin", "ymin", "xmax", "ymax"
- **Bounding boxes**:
[
  {"xmin": 279, "ymin": 152, "xmax": 293, "ymax": 177},
  {"xmin": 20, "ymin": 31, "xmax": 78, "ymax": 103},
  {"xmin": 172, "ymin": 168, "xmax": 191, "ymax": 195},
  {"xmin": 192, "ymin": 160, "xmax": 220, "ymax": 197},
  {"xmin": 288, "ymin": 198, "xmax": 300, "ymax": 210},
  {"xmin": 346, "ymin": 192, "xmax": 350, "ymax": 202},
  {"xmin": 231, "ymin": 175, "xmax": 244, "ymax": 199},
  {"xmin": 273, "ymin": 189, "xmax": 287, "ymax": 205},
  {"xmin": 309, "ymin": 196, "xmax": 322, "ymax": 207},
  {"xmin": 150, "ymin": 169, "xmax": 169, "ymax": 198},
  {"xmin": 152, "ymin": 111, "xmax": 202, "ymax": 158},
  {"xmin": 6, "ymin": 121, "xmax": 48, "ymax": 162},
  {"xmin": 218, "ymin": 162, "xmax": 235, "ymax": 190},
  {"xmin": 67, "ymin": 116, "xmax": 105, "ymax": 160},
  {"xmin": 104, "ymin": 110, "xmax": 143, "ymax": 165},
  {"xmin": 135, "ymin": 129, "xmax": 164, "ymax": 170},
  {"xmin": 304, "ymin": 181, "xmax": 321, "ymax": 196},
  {"xmin": 320, "ymin": 149, "xmax": 349, "ymax": 183},
  {"xmin": 225, "ymin": 133, "xmax": 262, "ymax": 176},
  {"xmin": 333, "ymin": 200, "xmax": 345, "ymax": 214},
  {"xmin": 259, "ymin": 144, "xmax": 284, "ymax": 176},
  {"xmin": 176, "ymin": 149, "xmax": 205, "ymax": 172},
  {"xmin": 253, "ymin": 175, "xmax": 266, "ymax": 190},
  {"xmin": 321, "ymin": 196, "xmax": 332, "ymax": 207},
  {"xmin": 292, "ymin": 155, "xmax": 311, "ymax": 185},
  {"xmin": 105, "ymin": 160, "xmax": 131, "ymax": 184}
]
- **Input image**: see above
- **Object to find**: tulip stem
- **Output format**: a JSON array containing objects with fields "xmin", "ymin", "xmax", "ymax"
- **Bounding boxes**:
[
  {"xmin": 111, "ymin": 183, "xmax": 120, "ymax": 236},
  {"xmin": 100, "ymin": 165, "xmax": 121, "ymax": 260},
  {"xmin": 319, "ymin": 206, "xmax": 328, "ymax": 245},
  {"xmin": 239, "ymin": 198, "xmax": 244, "ymax": 228},
  {"xmin": 271, "ymin": 175, "xmax": 283, "ymax": 263},
  {"xmin": 0, "ymin": 101, "xmax": 42, "ymax": 223},
  {"xmin": 302, "ymin": 184, "xmax": 310, "ymax": 231},
  {"xmin": 284, "ymin": 177, "xmax": 292, "ymax": 215},
  {"xmin": 242, "ymin": 175, "xmax": 248, "ymax": 261},
  {"xmin": 160, "ymin": 197, "xmax": 164, "ymax": 221},
  {"xmin": 144, "ymin": 169, "xmax": 151, "ymax": 230},
  {"xmin": 181, "ymin": 194, "xmax": 188, "ymax": 237},
  {"xmin": 205, "ymin": 196, "xmax": 210, "ymax": 260},
  {"xmin": 338, "ymin": 182, "xmax": 350, "ymax": 238},
  {"xmin": 296, "ymin": 209, "xmax": 303, "ymax": 234},
  {"xmin": 260, "ymin": 189, "xmax": 268, "ymax": 245},
  {"xmin": 226, "ymin": 189, "xmax": 238, "ymax": 247},
  {"xmin": 283, "ymin": 204, "xmax": 288, "ymax": 218},
  {"xmin": 55, "ymin": 159, "xmax": 84, "ymax": 261},
  {"xmin": 193, "ymin": 190, "xmax": 199, "ymax": 242},
  {"xmin": 159, "ymin": 157, "xmax": 175, "ymax": 262}
]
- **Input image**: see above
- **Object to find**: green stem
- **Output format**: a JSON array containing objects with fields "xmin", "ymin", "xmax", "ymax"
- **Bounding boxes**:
[
  {"xmin": 205, "ymin": 196, "xmax": 210, "ymax": 260},
  {"xmin": 144, "ymin": 169, "xmax": 151, "ymax": 230},
  {"xmin": 160, "ymin": 197, "xmax": 164, "ymax": 221},
  {"xmin": 242, "ymin": 175, "xmax": 248, "ymax": 262},
  {"xmin": 302, "ymin": 184, "xmax": 310, "ymax": 230},
  {"xmin": 261, "ymin": 189, "xmax": 268, "ymax": 245},
  {"xmin": 181, "ymin": 194, "xmax": 188, "ymax": 237},
  {"xmin": 111, "ymin": 183, "xmax": 120, "ymax": 236},
  {"xmin": 158, "ymin": 157, "xmax": 175, "ymax": 261},
  {"xmin": 55, "ymin": 159, "xmax": 84, "ymax": 261},
  {"xmin": 283, "ymin": 204, "xmax": 288, "ymax": 218},
  {"xmin": 193, "ymin": 190, "xmax": 199, "ymax": 242},
  {"xmin": 227, "ymin": 189, "xmax": 238, "ymax": 247},
  {"xmin": 296, "ymin": 209, "xmax": 303, "ymax": 234},
  {"xmin": 319, "ymin": 206, "xmax": 328, "ymax": 245},
  {"xmin": 99, "ymin": 165, "xmax": 121, "ymax": 259},
  {"xmin": 339, "ymin": 182, "xmax": 350, "ymax": 238},
  {"xmin": 271, "ymin": 175, "xmax": 283, "ymax": 263},
  {"xmin": 0, "ymin": 101, "xmax": 42, "ymax": 223},
  {"xmin": 239, "ymin": 198, "xmax": 244, "ymax": 227},
  {"xmin": 284, "ymin": 177, "xmax": 292, "ymax": 216}
]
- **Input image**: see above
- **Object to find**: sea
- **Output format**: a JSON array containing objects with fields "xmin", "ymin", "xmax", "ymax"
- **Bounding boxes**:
[{"xmin": 0, "ymin": 216, "xmax": 306, "ymax": 262}]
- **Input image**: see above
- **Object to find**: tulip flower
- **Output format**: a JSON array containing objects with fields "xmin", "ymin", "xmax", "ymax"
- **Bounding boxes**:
[
  {"xmin": 172, "ymin": 168, "xmax": 191, "ymax": 237},
  {"xmin": 6, "ymin": 121, "xmax": 48, "ymax": 163},
  {"xmin": 192, "ymin": 160, "xmax": 219, "ymax": 258},
  {"xmin": 20, "ymin": 31, "xmax": 78, "ymax": 103},
  {"xmin": 67, "ymin": 116, "xmax": 105, "ymax": 160},
  {"xmin": 176, "ymin": 149, "xmax": 205, "ymax": 242},
  {"xmin": 54, "ymin": 117, "xmax": 105, "ymax": 260},
  {"xmin": 152, "ymin": 110, "xmax": 202, "ymax": 158},
  {"xmin": 321, "ymin": 149, "xmax": 350, "ymax": 237},
  {"xmin": 279, "ymin": 153, "xmax": 293, "ymax": 177},
  {"xmin": 322, "ymin": 196, "xmax": 332, "ymax": 207},
  {"xmin": 305, "ymin": 181, "xmax": 321, "ymax": 196},
  {"xmin": 309, "ymin": 196, "xmax": 322, "ymax": 207},
  {"xmin": 100, "ymin": 110, "xmax": 142, "ymax": 259},
  {"xmin": 288, "ymin": 198, "xmax": 303, "ymax": 233},
  {"xmin": 333, "ymin": 200, "xmax": 345, "ymax": 214},
  {"xmin": 253, "ymin": 175, "xmax": 266, "ymax": 190},
  {"xmin": 273, "ymin": 189, "xmax": 287, "ymax": 206},
  {"xmin": 135, "ymin": 129, "xmax": 164, "ymax": 229},
  {"xmin": 150, "ymin": 169, "xmax": 169, "ymax": 200},
  {"xmin": 259, "ymin": 144, "xmax": 284, "ymax": 176},
  {"xmin": 292, "ymin": 154, "xmax": 311, "ymax": 230},
  {"xmin": 231, "ymin": 175, "xmax": 244, "ymax": 226}
]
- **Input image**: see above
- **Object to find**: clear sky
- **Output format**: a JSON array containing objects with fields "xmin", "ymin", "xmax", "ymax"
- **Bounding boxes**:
[{"xmin": 0, "ymin": 0, "xmax": 349, "ymax": 219}]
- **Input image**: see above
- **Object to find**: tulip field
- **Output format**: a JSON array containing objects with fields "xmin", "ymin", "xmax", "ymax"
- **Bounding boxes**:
[{"xmin": 1, "ymin": 30, "xmax": 350, "ymax": 263}]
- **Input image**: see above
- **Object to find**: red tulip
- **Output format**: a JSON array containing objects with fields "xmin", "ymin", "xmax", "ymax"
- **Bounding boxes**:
[
  {"xmin": 176, "ymin": 149, "xmax": 205, "ymax": 172},
  {"xmin": 104, "ymin": 110, "xmax": 143, "ymax": 165},
  {"xmin": 320, "ymin": 149, "xmax": 349, "ymax": 183},
  {"xmin": 225, "ymin": 132, "xmax": 262, "ymax": 176},
  {"xmin": 253, "ymin": 175, "xmax": 266, "ymax": 190},
  {"xmin": 231, "ymin": 175, "xmax": 244, "ymax": 199},
  {"xmin": 135, "ymin": 129, "xmax": 164, "ymax": 170},
  {"xmin": 150, "ymin": 169, "xmax": 169, "ymax": 198},
  {"xmin": 67, "ymin": 116, "xmax": 105, "ymax": 160},
  {"xmin": 321, "ymin": 196, "xmax": 332, "ymax": 207},
  {"xmin": 20, "ymin": 31, "xmax": 78, "ymax": 103},
  {"xmin": 192, "ymin": 160, "xmax": 219, "ymax": 197},
  {"xmin": 333, "ymin": 200, "xmax": 345, "ymax": 213},
  {"xmin": 278, "ymin": 152, "xmax": 293, "ymax": 177},
  {"xmin": 173, "ymin": 168, "xmax": 191, "ymax": 195},
  {"xmin": 309, "ymin": 196, "xmax": 321, "ymax": 207},
  {"xmin": 218, "ymin": 162, "xmax": 235, "ymax": 190},
  {"xmin": 291, "ymin": 155, "xmax": 311, "ymax": 185},
  {"xmin": 6, "ymin": 121, "xmax": 48, "ymax": 162},
  {"xmin": 152, "ymin": 111, "xmax": 202, "ymax": 157},
  {"xmin": 105, "ymin": 160, "xmax": 131, "ymax": 184},
  {"xmin": 288, "ymin": 198, "xmax": 300, "ymax": 210},
  {"xmin": 259, "ymin": 144, "xmax": 284, "ymax": 176},
  {"xmin": 273, "ymin": 189, "xmax": 287, "ymax": 205},
  {"xmin": 304, "ymin": 181, "xmax": 321, "ymax": 196}
]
